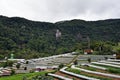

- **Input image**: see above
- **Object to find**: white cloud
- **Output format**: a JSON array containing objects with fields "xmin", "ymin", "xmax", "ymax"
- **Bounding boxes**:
[{"xmin": 0, "ymin": 0, "xmax": 120, "ymax": 22}]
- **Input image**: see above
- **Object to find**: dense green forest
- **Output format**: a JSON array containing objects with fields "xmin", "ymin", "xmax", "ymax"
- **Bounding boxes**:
[{"xmin": 0, "ymin": 15, "xmax": 120, "ymax": 59}]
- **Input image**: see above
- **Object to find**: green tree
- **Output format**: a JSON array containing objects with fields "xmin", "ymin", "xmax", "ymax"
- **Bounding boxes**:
[
  {"xmin": 7, "ymin": 60, "xmax": 14, "ymax": 67},
  {"xmin": 59, "ymin": 63, "xmax": 64, "ymax": 69},
  {"xmin": 16, "ymin": 63, "xmax": 21, "ymax": 69},
  {"xmin": 88, "ymin": 58, "xmax": 91, "ymax": 63}
]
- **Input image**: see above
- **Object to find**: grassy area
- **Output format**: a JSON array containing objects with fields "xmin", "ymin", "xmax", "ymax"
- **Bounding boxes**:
[
  {"xmin": 66, "ymin": 68, "xmax": 112, "ymax": 80},
  {"xmin": 0, "ymin": 71, "xmax": 49, "ymax": 80}
]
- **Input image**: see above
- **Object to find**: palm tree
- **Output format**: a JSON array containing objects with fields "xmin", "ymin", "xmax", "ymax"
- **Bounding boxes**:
[{"xmin": 113, "ymin": 46, "xmax": 120, "ymax": 59}]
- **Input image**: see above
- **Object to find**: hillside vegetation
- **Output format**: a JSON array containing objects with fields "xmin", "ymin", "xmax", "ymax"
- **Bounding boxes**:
[{"xmin": 0, "ymin": 15, "xmax": 120, "ymax": 59}]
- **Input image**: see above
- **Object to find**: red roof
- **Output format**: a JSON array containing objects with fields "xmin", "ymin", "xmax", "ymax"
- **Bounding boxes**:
[{"xmin": 84, "ymin": 49, "xmax": 93, "ymax": 53}]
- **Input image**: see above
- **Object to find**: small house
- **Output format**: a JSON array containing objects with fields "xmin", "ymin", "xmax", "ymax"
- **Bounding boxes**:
[{"xmin": 84, "ymin": 49, "xmax": 93, "ymax": 54}]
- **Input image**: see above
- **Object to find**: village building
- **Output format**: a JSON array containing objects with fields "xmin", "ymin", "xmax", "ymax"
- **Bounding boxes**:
[{"xmin": 84, "ymin": 49, "xmax": 93, "ymax": 54}]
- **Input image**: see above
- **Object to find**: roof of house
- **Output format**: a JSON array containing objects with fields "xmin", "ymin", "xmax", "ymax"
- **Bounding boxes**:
[{"xmin": 84, "ymin": 49, "xmax": 93, "ymax": 53}]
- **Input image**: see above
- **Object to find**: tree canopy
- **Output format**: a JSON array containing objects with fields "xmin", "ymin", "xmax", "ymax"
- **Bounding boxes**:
[{"xmin": 0, "ymin": 15, "xmax": 120, "ymax": 59}]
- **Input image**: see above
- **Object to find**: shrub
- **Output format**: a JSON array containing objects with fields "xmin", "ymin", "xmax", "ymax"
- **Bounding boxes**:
[
  {"xmin": 74, "ymin": 60, "xmax": 78, "ymax": 65},
  {"xmin": 108, "ymin": 68, "xmax": 120, "ymax": 74},
  {"xmin": 24, "ymin": 67, "xmax": 27, "ymax": 70},
  {"xmin": 16, "ymin": 63, "xmax": 21, "ymax": 69},
  {"xmin": 11, "ymin": 69, "xmax": 15, "ymax": 75},
  {"xmin": 87, "ymin": 58, "xmax": 91, "ymax": 63},
  {"xmin": 59, "ymin": 63, "xmax": 64, "ymax": 69},
  {"xmin": 26, "ymin": 61, "xmax": 29, "ymax": 64},
  {"xmin": 30, "ymin": 69, "xmax": 34, "ymax": 73}
]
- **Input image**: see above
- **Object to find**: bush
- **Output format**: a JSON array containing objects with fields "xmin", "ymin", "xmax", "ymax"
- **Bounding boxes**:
[
  {"xmin": 108, "ymin": 68, "xmax": 120, "ymax": 74},
  {"xmin": 87, "ymin": 58, "xmax": 91, "ymax": 63},
  {"xmin": 1, "ymin": 60, "xmax": 15, "ymax": 67},
  {"xmin": 26, "ymin": 61, "xmax": 29, "ymax": 64},
  {"xmin": 7, "ymin": 60, "xmax": 14, "ymax": 67},
  {"xmin": 30, "ymin": 69, "xmax": 34, "ymax": 73},
  {"xmin": 74, "ymin": 60, "xmax": 78, "ymax": 65},
  {"xmin": 59, "ymin": 63, "xmax": 64, "ymax": 69},
  {"xmin": 3, "ymin": 62, "xmax": 7, "ymax": 68},
  {"xmin": 16, "ymin": 63, "xmax": 21, "ymax": 69},
  {"xmin": 11, "ymin": 69, "xmax": 15, "ymax": 75}
]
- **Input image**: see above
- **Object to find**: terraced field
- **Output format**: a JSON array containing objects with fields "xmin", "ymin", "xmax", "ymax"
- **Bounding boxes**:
[
  {"xmin": 49, "ymin": 55, "xmax": 120, "ymax": 80},
  {"xmin": 55, "ymin": 71, "xmax": 81, "ymax": 80}
]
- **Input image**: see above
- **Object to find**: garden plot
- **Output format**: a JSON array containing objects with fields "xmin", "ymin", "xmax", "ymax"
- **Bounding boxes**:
[
  {"xmin": 77, "ymin": 55, "xmax": 115, "ymax": 61},
  {"xmin": 77, "ymin": 55, "xmax": 114, "ymax": 65},
  {"xmin": 99, "ymin": 60, "xmax": 120, "ymax": 66},
  {"xmin": 79, "ymin": 63, "xmax": 107, "ymax": 70},
  {"xmin": 108, "ymin": 59, "xmax": 120, "ymax": 62},
  {"xmin": 75, "ymin": 56, "xmax": 120, "ymax": 80},
  {"xmin": 26, "ymin": 54, "xmax": 75, "ymax": 70},
  {"xmin": 81, "ymin": 60, "xmax": 120, "ymax": 75},
  {"xmin": 60, "ymin": 67, "xmax": 99, "ymax": 80},
  {"xmin": 52, "ymin": 57, "xmax": 73, "ymax": 64},
  {"xmin": 77, "ymin": 63, "xmax": 120, "ymax": 75},
  {"xmin": 66, "ymin": 68, "xmax": 115, "ymax": 80},
  {"xmin": 71, "ymin": 65, "xmax": 120, "ymax": 80},
  {"xmin": 48, "ymin": 73, "xmax": 73, "ymax": 80},
  {"xmin": 77, "ymin": 59, "xmax": 89, "ymax": 65},
  {"xmin": 54, "ymin": 71, "xmax": 81, "ymax": 80},
  {"xmin": 52, "ymin": 55, "xmax": 75, "ymax": 64},
  {"xmin": 91, "ymin": 62, "xmax": 120, "ymax": 75},
  {"xmin": 92, "ymin": 62, "xmax": 120, "ymax": 68},
  {"xmin": 65, "ymin": 66, "xmax": 117, "ymax": 80}
]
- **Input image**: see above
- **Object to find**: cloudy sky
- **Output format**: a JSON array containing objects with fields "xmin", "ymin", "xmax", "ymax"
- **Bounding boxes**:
[{"xmin": 0, "ymin": 0, "xmax": 120, "ymax": 22}]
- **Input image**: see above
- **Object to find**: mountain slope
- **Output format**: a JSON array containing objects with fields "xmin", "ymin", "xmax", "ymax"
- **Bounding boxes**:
[{"xmin": 0, "ymin": 15, "xmax": 120, "ymax": 59}]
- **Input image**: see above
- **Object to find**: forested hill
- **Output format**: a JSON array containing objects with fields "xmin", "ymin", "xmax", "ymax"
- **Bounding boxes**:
[
  {"xmin": 55, "ymin": 19, "xmax": 120, "ymax": 41},
  {"xmin": 0, "ymin": 15, "xmax": 120, "ymax": 59}
]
